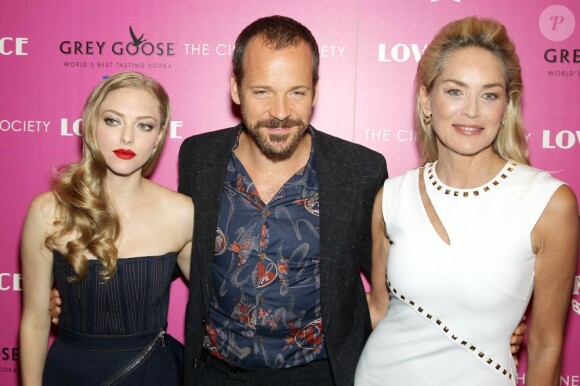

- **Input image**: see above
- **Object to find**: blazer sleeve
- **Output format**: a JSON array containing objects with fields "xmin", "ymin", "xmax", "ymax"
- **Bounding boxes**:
[
  {"xmin": 360, "ymin": 152, "xmax": 388, "ymax": 276},
  {"xmin": 178, "ymin": 137, "xmax": 195, "ymax": 197}
]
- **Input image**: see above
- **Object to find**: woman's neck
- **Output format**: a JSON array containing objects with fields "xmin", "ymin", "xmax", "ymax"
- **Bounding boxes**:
[{"xmin": 435, "ymin": 151, "xmax": 506, "ymax": 189}]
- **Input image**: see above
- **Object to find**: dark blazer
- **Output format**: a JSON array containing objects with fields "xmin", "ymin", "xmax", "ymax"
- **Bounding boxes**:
[{"xmin": 178, "ymin": 124, "xmax": 388, "ymax": 385}]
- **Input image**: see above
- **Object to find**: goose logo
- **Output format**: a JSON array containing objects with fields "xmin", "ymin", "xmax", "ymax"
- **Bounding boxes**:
[{"xmin": 129, "ymin": 26, "xmax": 146, "ymax": 47}]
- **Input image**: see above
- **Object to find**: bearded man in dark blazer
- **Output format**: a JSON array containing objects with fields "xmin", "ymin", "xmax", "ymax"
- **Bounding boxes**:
[{"xmin": 178, "ymin": 15, "xmax": 387, "ymax": 386}]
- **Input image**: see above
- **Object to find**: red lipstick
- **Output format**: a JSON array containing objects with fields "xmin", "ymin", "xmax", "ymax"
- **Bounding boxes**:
[{"xmin": 113, "ymin": 149, "xmax": 136, "ymax": 160}]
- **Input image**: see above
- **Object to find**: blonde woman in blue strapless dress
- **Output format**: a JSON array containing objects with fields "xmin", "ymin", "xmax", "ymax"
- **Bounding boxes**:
[{"xmin": 20, "ymin": 72, "xmax": 193, "ymax": 386}]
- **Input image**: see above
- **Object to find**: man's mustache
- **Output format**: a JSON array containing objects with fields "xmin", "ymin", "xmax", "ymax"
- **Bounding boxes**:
[{"xmin": 255, "ymin": 118, "xmax": 304, "ymax": 129}]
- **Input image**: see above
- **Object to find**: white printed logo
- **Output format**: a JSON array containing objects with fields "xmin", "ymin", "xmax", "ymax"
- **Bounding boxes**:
[{"xmin": 573, "ymin": 276, "xmax": 580, "ymax": 316}]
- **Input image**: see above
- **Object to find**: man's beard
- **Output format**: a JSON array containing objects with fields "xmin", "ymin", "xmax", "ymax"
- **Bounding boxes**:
[{"xmin": 244, "ymin": 115, "xmax": 309, "ymax": 161}]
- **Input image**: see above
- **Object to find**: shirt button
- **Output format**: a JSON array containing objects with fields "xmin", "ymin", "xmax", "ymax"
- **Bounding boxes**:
[
  {"xmin": 264, "ymin": 209, "xmax": 270, "ymax": 217},
  {"xmin": 259, "ymin": 296, "xmax": 265, "ymax": 304},
  {"xmin": 258, "ymin": 337, "xmax": 264, "ymax": 344},
  {"xmin": 260, "ymin": 253, "xmax": 267, "ymax": 259}
]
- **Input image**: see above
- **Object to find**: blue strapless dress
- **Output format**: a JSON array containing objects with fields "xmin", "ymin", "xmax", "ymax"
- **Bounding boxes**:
[{"xmin": 43, "ymin": 251, "xmax": 183, "ymax": 386}]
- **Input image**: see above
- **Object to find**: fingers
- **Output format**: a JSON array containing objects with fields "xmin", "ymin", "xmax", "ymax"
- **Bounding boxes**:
[
  {"xmin": 49, "ymin": 299, "xmax": 61, "ymax": 314},
  {"xmin": 510, "ymin": 317, "xmax": 526, "ymax": 365},
  {"xmin": 514, "ymin": 323, "xmax": 527, "ymax": 336},
  {"xmin": 49, "ymin": 305, "xmax": 61, "ymax": 317},
  {"xmin": 50, "ymin": 305, "xmax": 61, "ymax": 325},
  {"xmin": 49, "ymin": 288, "xmax": 62, "ymax": 325},
  {"xmin": 50, "ymin": 289, "xmax": 61, "ymax": 301},
  {"xmin": 510, "ymin": 334, "xmax": 524, "ymax": 345},
  {"xmin": 510, "ymin": 332, "xmax": 523, "ymax": 356}
]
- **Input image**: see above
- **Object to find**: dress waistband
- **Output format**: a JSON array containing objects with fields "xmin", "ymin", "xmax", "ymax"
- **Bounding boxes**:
[{"xmin": 58, "ymin": 327, "xmax": 164, "ymax": 351}]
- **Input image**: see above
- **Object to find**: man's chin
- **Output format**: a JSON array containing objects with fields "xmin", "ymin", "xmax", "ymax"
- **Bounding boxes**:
[{"xmin": 263, "ymin": 144, "xmax": 294, "ymax": 161}]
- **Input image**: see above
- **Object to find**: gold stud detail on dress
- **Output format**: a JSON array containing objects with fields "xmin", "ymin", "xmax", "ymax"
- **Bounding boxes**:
[
  {"xmin": 388, "ymin": 283, "xmax": 513, "ymax": 382},
  {"xmin": 426, "ymin": 162, "xmax": 517, "ymax": 197}
]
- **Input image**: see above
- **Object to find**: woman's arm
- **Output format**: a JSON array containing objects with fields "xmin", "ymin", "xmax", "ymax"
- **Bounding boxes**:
[
  {"xmin": 527, "ymin": 185, "xmax": 579, "ymax": 386},
  {"xmin": 177, "ymin": 241, "xmax": 192, "ymax": 282},
  {"xmin": 367, "ymin": 187, "xmax": 390, "ymax": 328},
  {"xmin": 20, "ymin": 193, "xmax": 56, "ymax": 386},
  {"xmin": 175, "ymin": 194, "xmax": 194, "ymax": 282}
]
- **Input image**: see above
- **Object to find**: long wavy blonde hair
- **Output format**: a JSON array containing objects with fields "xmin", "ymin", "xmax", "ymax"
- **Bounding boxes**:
[
  {"xmin": 45, "ymin": 72, "xmax": 171, "ymax": 281},
  {"xmin": 416, "ymin": 16, "xmax": 529, "ymax": 165}
]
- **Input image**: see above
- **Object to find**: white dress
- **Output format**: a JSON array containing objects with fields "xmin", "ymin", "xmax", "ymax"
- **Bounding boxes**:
[{"xmin": 355, "ymin": 161, "xmax": 564, "ymax": 386}]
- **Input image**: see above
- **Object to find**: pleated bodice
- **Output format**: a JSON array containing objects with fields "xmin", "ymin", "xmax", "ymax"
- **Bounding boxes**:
[{"xmin": 53, "ymin": 251, "xmax": 177, "ymax": 335}]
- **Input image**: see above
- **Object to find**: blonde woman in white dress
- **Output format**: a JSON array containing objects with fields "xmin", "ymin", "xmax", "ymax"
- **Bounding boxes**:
[{"xmin": 356, "ymin": 17, "xmax": 578, "ymax": 386}]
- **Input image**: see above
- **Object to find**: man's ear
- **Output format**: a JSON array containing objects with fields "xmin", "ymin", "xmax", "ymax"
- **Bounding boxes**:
[
  {"xmin": 231, "ymin": 75, "xmax": 241, "ymax": 105},
  {"xmin": 312, "ymin": 81, "xmax": 319, "ymax": 108}
]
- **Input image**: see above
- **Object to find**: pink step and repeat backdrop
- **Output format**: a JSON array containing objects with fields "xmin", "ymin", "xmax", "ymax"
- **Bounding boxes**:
[{"xmin": 2, "ymin": 0, "xmax": 579, "ymax": 384}]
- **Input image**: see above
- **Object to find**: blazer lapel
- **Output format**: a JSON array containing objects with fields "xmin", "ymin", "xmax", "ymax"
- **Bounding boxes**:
[{"xmin": 192, "ymin": 127, "xmax": 239, "ymax": 311}]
